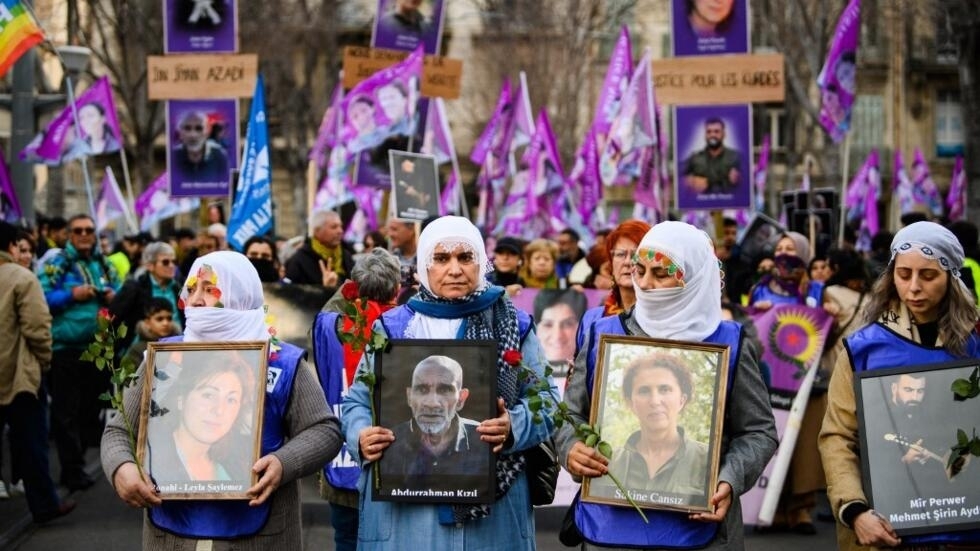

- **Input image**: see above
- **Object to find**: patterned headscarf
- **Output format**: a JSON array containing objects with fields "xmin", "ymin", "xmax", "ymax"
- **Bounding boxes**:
[
  {"xmin": 781, "ymin": 231, "xmax": 812, "ymax": 264},
  {"xmin": 890, "ymin": 221, "xmax": 965, "ymax": 279},
  {"xmin": 180, "ymin": 251, "xmax": 269, "ymax": 343},
  {"xmin": 632, "ymin": 222, "xmax": 723, "ymax": 342}
]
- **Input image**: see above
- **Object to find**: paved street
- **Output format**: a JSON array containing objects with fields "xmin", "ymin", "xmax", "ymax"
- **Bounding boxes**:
[{"xmin": 3, "ymin": 471, "xmax": 837, "ymax": 550}]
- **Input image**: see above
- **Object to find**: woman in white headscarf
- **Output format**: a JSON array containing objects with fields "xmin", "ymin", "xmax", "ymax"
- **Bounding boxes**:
[
  {"xmin": 555, "ymin": 221, "xmax": 777, "ymax": 550},
  {"xmin": 820, "ymin": 221, "xmax": 980, "ymax": 551},
  {"xmin": 101, "ymin": 251, "xmax": 342, "ymax": 550},
  {"xmin": 342, "ymin": 216, "xmax": 555, "ymax": 551}
]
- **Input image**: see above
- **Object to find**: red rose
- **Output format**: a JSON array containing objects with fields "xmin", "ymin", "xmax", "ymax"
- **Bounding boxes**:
[
  {"xmin": 341, "ymin": 281, "xmax": 360, "ymax": 301},
  {"xmin": 503, "ymin": 349, "xmax": 522, "ymax": 367},
  {"xmin": 98, "ymin": 308, "xmax": 113, "ymax": 321}
]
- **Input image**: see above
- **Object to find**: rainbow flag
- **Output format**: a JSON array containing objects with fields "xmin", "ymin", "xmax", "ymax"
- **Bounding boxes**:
[{"xmin": 0, "ymin": 1, "xmax": 44, "ymax": 78}]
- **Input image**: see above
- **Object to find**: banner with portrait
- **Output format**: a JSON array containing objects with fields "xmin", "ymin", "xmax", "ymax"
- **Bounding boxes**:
[
  {"xmin": 164, "ymin": 0, "xmax": 238, "ymax": 54},
  {"xmin": 670, "ymin": 0, "xmax": 749, "ymax": 56},
  {"xmin": 582, "ymin": 335, "xmax": 730, "ymax": 513},
  {"xmin": 374, "ymin": 340, "xmax": 498, "ymax": 504},
  {"xmin": 509, "ymin": 288, "xmax": 608, "ymax": 371},
  {"xmin": 138, "ymin": 341, "xmax": 268, "ymax": 499},
  {"xmin": 371, "ymin": 0, "xmax": 445, "ymax": 55},
  {"xmin": 166, "ymin": 98, "xmax": 239, "ymax": 198},
  {"xmin": 389, "ymin": 150, "xmax": 440, "ymax": 221},
  {"xmin": 674, "ymin": 104, "xmax": 752, "ymax": 211},
  {"xmin": 856, "ymin": 359, "xmax": 980, "ymax": 536}
]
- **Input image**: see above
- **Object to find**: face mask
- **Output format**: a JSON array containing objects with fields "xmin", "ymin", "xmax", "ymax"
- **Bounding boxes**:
[{"xmin": 249, "ymin": 258, "xmax": 279, "ymax": 282}]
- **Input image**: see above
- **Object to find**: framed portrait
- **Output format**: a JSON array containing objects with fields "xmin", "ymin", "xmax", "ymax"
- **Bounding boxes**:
[
  {"xmin": 855, "ymin": 359, "xmax": 980, "ymax": 536},
  {"xmin": 582, "ymin": 335, "xmax": 730, "ymax": 513},
  {"xmin": 670, "ymin": 0, "xmax": 749, "ymax": 57},
  {"xmin": 736, "ymin": 212, "xmax": 785, "ymax": 268},
  {"xmin": 390, "ymin": 150, "xmax": 440, "ymax": 221},
  {"xmin": 137, "ymin": 341, "xmax": 269, "ymax": 500},
  {"xmin": 674, "ymin": 104, "xmax": 753, "ymax": 211},
  {"xmin": 166, "ymin": 98, "xmax": 239, "ymax": 198},
  {"xmin": 374, "ymin": 339, "xmax": 498, "ymax": 504}
]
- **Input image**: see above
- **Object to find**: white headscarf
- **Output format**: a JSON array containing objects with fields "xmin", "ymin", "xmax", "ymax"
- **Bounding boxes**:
[
  {"xmin": 632, "ymin": 221, "xmax": 722, "ymax": 341},
  {"xmin": 415, "ymin": 216, "xmax": 491, "ymax": 293},
  {"xmin": 180, "ymin": 251, "xmax": 269, "ymax": 342}
]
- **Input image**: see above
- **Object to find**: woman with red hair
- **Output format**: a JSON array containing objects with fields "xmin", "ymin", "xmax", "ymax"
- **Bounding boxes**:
[{"xmin": 575, "ymin": 219, "xmax": 652, "ymax": 351}]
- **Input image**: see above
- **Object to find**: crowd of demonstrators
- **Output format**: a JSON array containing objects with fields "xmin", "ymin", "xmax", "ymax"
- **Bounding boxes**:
[
  {"xmin": 108, "ymin": 242, "xmax": 183, "ymax": 357},
  {"xmin": 520, "ymin": 238, "xmax": 561, "ymax": 289},
  {"xmin": 556, "ymin": 228, "xmax": 588, "ymax": 284},
  {"xmin": 243, "ymin": 235, "xmax": 284, "ymax": 283}
]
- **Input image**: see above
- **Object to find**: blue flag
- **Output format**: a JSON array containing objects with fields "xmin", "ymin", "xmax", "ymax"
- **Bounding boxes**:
[{"xmin": 228, "ymin": 74, "xmax": 272, "ymax": 251}]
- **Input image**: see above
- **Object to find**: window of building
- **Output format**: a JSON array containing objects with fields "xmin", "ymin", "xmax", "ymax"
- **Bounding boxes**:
[{"xmin": 935, "ymin": 90, "xmax": 964, "ymax": 157}]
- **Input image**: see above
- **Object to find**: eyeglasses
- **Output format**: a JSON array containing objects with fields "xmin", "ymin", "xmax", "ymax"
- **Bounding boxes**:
[
  {"xmin": 71, "ymin": 227, "xmax": 96, "ymax": 235},
  {"xmin": 181, "ymin": 125, "xmax": 204, "ymax": 132},
  {"xmin": 611, "ymin": 249, "xmax": 634, "ymax": 261},
  {"xmin": 157, "ymin": 258, "xmax": 175, "ymax": 267}
]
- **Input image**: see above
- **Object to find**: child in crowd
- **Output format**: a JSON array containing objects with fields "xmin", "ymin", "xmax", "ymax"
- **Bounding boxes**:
[{"xmin": 123, "ymin": 298, "xmax": 179, "ymax": 367}]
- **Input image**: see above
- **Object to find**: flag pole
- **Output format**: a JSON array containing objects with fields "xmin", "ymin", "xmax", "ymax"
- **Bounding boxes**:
[
  {"xmin": 116, "ymin": 148, "xmax": 138, "ymax": 233},
  {"xmin": 837, "ymin": 135, "xmax": 851, "ymax": 247},
  {"xmin": 64, "ymin": 75, "xmax": 97, "ymax": 219}
]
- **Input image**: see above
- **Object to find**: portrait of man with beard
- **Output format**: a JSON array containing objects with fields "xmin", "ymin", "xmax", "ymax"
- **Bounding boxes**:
[
  {"xmin": 379, "ymin": 355, "xmax": 490, "ymax": 482},
  {"xmin": 682, "ymin": 117, "xmax": 741, "ymax": 195},
  {"xmin": 172, "ymin": 110, "xmax": 230, "ymax": 185}
]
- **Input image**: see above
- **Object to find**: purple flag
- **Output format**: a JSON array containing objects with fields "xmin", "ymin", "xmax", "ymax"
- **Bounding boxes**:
[
  {"xmin": 134, "ymin": 172, "xmax": 200, "ymax": 231},
  {"xmin": 947, "ymin": 155, "xmax": 966, "ymax": 222},
  {"xmin": 338, "ymin": 47, "xmax": 423, "ymax": 155},
  {"xmin": 494, "ymin": 71, "xmax": 534, "ymax": 178},
  {"xmin": 817, "ymin": 0, "xmax": 860, "ymax": 143},
  {"xmin": 344, "ymin": 186, "xmax": 383, "ymax": 244},
  {"xmin": 911, "ymin": 148, "xmax": 943, "ymax": 217},
  {"xmin": 599, "ymin": 49, "xmax": 657, "ymax": 186},
  {"xmin": 309, "ymin": 82, "xmax": 344, "ymax": 168},
  {"xmin": 20, "ymin": 76, "xmax": 124, "ymax": 164},
  {"xmin": 750, "ymin": 304, "xmax": 834, "ymax": 394},
  {"xmin": 0, "ymin": 153, "xmax": 23, "ymax": 222},
  {"xmin": 569, "ymin": 130, "xmax": 603, "ymax": 227},
  {"xmin": 313, "ymin": 146, "xmax": 354, "ymax": 211},
  {"xmin": 754, "ymin": 134, "xmax": 770, "ymax": 212},
  {"xmin": 95, "ymin": 167, "xmax": 133, "ymax": 232},
  {"xmin": 592, "ymin": 26, "xmax": 633, "ymax": 137},
  {"xmin": 421, "ymin": 98, "xmax": 461, "ymax": 215},
  {"xmin": 893, "ymin": 150, "xmax": 916, "ymax": 215},
  {"xmin": 846, "ymin": 150, "xmax": 880, "ymax": 251},
  {"xmin": 634, "ymin": 148, "xmax": 662, "ymax": 215},
  {"xmin": 470, "ymin": 80, "xmax": 512, "ymax": 166}
]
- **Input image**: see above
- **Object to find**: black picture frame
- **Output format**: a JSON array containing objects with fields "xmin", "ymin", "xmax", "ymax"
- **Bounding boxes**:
[
  {"xmin": 374, "ymin": 339, "xmax": 498, "ymax": 504},
  {"xmin": 582, "ymin": 335, "xmax": 730, "ymax": 513},
  {"xmin": 389, "ymin": 150, "xmax": 440, "ymax": 221},
  {"xmin": 855, "ymin": 359, "xmax": 980, "ymax": 536}
]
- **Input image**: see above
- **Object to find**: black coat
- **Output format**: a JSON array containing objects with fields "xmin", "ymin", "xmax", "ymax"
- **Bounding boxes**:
[
  {"xmin": 283, "ymin": 239, "xmax": 355, "ymax": 287},
  {"xmin": 108, "ymin": 272, "xmax": 183, "ymax": 354}
]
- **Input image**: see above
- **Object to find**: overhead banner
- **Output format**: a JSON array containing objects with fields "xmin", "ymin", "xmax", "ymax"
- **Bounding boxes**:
[
  {"xmin": 164, "ymin": 0, "xmax": 238, "ymax": 54},
  {"xmin": 652, "ymin": 54, "xmax": 784, "ymax": 105},
  {"xmin": 670, "ymin": 0, "xmax": 749, "ymax": 56},
  {"xmin": 371, "ymin": 0, "xmax": 445, "ymax": 55},
  {"xmin": 166, "ymin": 98, "xmax": 239, "ymax": 198},
  {"xmin": 674, "ymin": 104, "xmax": 752, "ymax": 211}
]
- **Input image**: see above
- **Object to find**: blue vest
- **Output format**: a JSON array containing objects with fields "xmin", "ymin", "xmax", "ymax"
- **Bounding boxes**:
[
  {"xmin": 148, "ymin": 337, "xmax": 303, "ymax": 539},
  {"xmin": 311, "ymin": 311, "xmax": 360, "ymax": 490},
  {"xmin": 845, "ymin": 323, "xmax": 980, "ymax": 546},
  {"xmin": 575, "ymin": 315, "xmax": 742, "ymax": 549},
  {"xmin": 575, "ymin": 305, "xmax": 606, "ymax": 355},
  {"xmin": 380, "ymin": 303, "xmax": 534, "ymax": 342}
]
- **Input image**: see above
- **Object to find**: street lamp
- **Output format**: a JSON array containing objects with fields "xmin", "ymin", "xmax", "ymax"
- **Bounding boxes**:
[{"xmin": 55, "ymin": 45, "xmax": 96, "ymax": 219}]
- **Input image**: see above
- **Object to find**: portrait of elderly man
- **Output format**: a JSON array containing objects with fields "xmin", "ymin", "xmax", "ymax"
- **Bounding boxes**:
[
  {"xmin": 172, "ymin": 110, "xmax": 230, "ymax": 184},
  {"xmin": 379, "ymin": 355, "xmax": 489, "ymax": 481}
]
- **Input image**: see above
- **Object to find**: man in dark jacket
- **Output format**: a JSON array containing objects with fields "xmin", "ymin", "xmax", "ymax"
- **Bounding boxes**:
[{"xmin": 285, "ymin": 210, "xmax": 355, "ymax": 288}]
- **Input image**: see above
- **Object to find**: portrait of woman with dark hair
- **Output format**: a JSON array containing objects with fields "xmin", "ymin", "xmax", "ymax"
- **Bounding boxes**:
[
  {"xmin": 686, "ymin": 0, "xmax": 735, "ymax": 37},
  {"xmin": 147, "ymin": 351, "xmax": 258, "ymax": 484}
]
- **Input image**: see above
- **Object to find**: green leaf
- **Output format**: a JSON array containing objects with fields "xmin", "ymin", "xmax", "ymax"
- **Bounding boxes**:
[
  {"xmin": 958, "ymin": 429, "xmax": 969, "ymax": 446},
  {"xmin": 532, "ymin": 413, "xmax": 542, "ymax": 424},
  {"xmin": 952, "ymin": 379, "xmax": 973, "ymax": 399},
  {"xmin": 598, "ymin": 442, "xmax": 613, "ymax": 459},
  {"xmin": 971, "ymin": 439, "xmax": 980, "ymax": 457},
  {"xmin": 578, "ymin": 423, "xmax": 592, "ymax": 434},
  {"xmin": 585, "ymin": 434, "xmax": 598, "ymax": 448},
  {"xmin": 95, "ymin": 357, "xmax": 106, "ymax": 370},
  {"xmin": 116, "ymin": 323, "xmax": 127, "ymax": 339},
  {"xmin": 98, "ymin": 392, "xmax": 112, "ymax": 402}
]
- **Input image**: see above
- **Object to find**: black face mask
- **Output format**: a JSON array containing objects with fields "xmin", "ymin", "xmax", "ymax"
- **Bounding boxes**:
[{"xmin": 249, "ymin": 258, "xmax": 280, "ymax": 282}]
